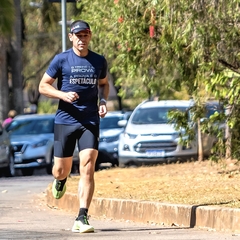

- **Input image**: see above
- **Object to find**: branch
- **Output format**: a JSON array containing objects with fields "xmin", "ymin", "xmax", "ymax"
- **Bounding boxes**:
[
  {"xmin": 218, "ymin": 59, "xmax": 240, "ymax": 75},
  {"xmin": 23, "ymin": 46, "xmax": 61, "ymax": 84}
]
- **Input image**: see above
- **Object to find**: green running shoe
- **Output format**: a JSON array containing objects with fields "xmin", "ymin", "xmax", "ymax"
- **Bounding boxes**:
[
  {"xmin": 52, "ymin": 179, "xmax": 67, "ymax": 199},
  {"xmin": 72, "ymin": 216, "xmax": 94, "ymax": 233}
]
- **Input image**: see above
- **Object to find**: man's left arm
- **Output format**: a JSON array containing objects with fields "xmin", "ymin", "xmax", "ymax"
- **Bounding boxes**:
[{"xmin": 98, "ymin": 77, "xmax": 109, "ymax": 118}]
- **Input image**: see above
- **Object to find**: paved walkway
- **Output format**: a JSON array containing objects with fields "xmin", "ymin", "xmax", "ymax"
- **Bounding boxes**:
[
  {"xmin": 1, "ymin": 175, "xmax": 240, "ymax": 239},
  {"xmin": 47, "ymin": 190, "xmax": 240, "ymax": 234}
]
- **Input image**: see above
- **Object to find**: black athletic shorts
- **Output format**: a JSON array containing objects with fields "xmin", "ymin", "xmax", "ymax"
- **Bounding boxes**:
[{"xmin": 54, "ymin": 123, "xmax": 99, "ymax": 158}]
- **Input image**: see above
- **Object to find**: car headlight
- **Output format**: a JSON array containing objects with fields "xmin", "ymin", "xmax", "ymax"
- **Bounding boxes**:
[
  {"xmin": 172, "ymin": 133, "xmax": 179, "ymax": 139},
  {"xmin": 123, "ymin": 132, "xmax": 137, "ymax": 139},
  {"xmin": 100, "ymin": 135, "xmax": 119, "ymax": 143},
  {"xmin": 31, "ymin": 139, "xmax": 49, "ymax": 148}
]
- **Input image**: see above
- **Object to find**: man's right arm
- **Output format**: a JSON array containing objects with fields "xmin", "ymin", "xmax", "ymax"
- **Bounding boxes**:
[
  {"xmin": 39, "ymin": 73, "xmax": 62, "ymax": 99},
  {"xmin": 39, "ymin": 73, "xmax": 79, "ymax": 103}
]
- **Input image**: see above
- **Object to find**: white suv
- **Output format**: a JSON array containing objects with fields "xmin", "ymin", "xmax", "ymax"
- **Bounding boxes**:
[{"xmin": 118, "ymin": 100, "xmax": 217, "ymax": 167}]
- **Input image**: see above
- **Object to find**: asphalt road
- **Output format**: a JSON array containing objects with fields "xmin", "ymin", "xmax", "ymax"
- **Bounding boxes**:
[{"xmin": 0, "ymin": 169, "xmax": 240, "ymax": 240}]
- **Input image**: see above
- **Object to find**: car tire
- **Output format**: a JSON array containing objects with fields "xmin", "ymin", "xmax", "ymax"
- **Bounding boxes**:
[
  {"xmin": 4, "ymin": 152, "xmax": 15, "ymax": 177},
  {"xmin": 112, "ymin": 158, "xmax": 119, "ymax": 167},
  {"xmin": 21, "ymin": 168, "xmax": 34, "ymax": 176},
  {"xmin": 46, "ymin": 165, "xmax": 52, "ymax": 175},
  {"xmin": 71, "ymin": 163, "xmax": 79, "ymax": 173},
  {"xmin": 95, "ymin": 162, "xmax": 100, "ymax": 171},
  {"xmin": 46, "ymin": 153, "xmax": 54, "ymax": 175}
]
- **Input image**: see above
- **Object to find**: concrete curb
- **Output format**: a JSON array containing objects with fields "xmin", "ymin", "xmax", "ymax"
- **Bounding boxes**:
[{"xmin": 46, "ymin": 189, "xmax": 240, "ymax": 233}]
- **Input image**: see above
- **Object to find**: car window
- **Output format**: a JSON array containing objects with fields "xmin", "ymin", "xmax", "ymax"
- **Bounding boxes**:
[
  {"xmin": 131, "ymin": 107, "xmax": 188, "ymax": 124},
  {"xmin": 6, "ymin": 118, "xmax": 54, "ymax": 135},
  {"xmin": 100, "ymin": 116, "xmax": 124, "ymax": 129},
  {"xmin": 205, "ymin": 103, "xmax": 223, "ymax": 118}
]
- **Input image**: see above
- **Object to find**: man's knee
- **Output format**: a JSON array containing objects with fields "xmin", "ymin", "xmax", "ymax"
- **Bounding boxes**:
[
  {"xmin": 79, "ymin": 149, "xmax": 98, "ymax": 165},
  {"xmin": 52, "ymin": 165, "xmax": 68, "ymax": 179},
  {"xmin": 80, "ymin": 160, "xmax": 95, "ymax": 174},
  {"xmin": 53, "ymin": 157, "xmax": 72, "ymax": 179}
]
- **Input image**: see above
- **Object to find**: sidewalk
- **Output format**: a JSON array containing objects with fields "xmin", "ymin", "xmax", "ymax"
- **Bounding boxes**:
[{"xmin": 46, "ymin": 189, "xmax": 240, "ymax": 234}]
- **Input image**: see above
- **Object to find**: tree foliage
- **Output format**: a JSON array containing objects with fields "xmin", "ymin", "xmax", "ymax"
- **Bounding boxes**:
[
  {"xmin": 21, "ymin": 0, "xmax": 78, "ymax": 111},
  {"xmin": 0, "ymin": 0, "xmax": 15, "ymax": 35},
  {"xmin": 74, "ymin": 0, "xmax": 240, "ymax": 159},
  {"xmin": 0, "ymin": 0, "xmax": 15, "ymax": 121},
  {"xmin": 21, "ymin": 0, "xmax": 62, "ymax": 89},
  {"xmin": 14, "ymin": 0, "xmax": 240, "ymax": 158}
]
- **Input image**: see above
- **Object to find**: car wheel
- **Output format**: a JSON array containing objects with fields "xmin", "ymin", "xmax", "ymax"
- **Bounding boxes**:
[
  {"xmin": 71, "ymin": 163, "xmax": 79, "ymax": 173},
  {"xmin": 95, "ymin": 163, "xmax": 100, "ymax": 171},
  {"xmin": 94, "ymin": 157, "xmax": 101, "ymax": 171},
  {"xmin": 46, "ymin": 155, "xmax": 54, "ymax": 175},
  {"xmin": 21, "ymin": 168, "xmax": 34, "ymax": 176},
  {"xmin": 4, "ymin": 153, "xmax": 15, "ymax": 177},
  {"xmin": 112, "ymin": 158, "xmax": 119, "ymax": 167}
]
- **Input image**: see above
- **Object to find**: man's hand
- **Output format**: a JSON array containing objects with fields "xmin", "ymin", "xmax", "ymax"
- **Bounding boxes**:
[
  {"xmin": 62, "ymin": 92, "xmax": 79, "ymax": 103},
  {"xmin": 99, "ymin": 103, "xmax": 107, "ymax": 118}
]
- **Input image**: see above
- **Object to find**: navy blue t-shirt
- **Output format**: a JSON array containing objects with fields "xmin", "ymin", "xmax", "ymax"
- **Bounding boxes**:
[{"xmin": 46, "ymin": 49, "xmax": 107, "ymax": 125}]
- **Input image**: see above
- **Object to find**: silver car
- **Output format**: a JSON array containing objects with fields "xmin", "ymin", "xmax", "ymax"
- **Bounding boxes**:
[
  {"xmin": 0, "ymin": 124, "xmax": 15, "ymax": 177},
  {"xmin": 118, "ymin": 100, "xmax": 219, "ymax": 167},
  {"xmin": 6, "ymin": 114, "xmax": 79, "ymax": 176}
]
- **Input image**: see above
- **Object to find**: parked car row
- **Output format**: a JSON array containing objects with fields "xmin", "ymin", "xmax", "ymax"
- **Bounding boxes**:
[
  {"xmin": 0, "ymin": 111, "xmax": 132, "ymax": 176},
  {"xmin": 0, "ymin": 99, "xmax": 222, "ymax": 176}
]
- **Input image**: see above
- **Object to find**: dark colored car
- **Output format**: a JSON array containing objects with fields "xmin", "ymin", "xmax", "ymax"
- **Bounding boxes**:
[
  {"xmin": 6, "ymin": 114, "xmax": 79, "ymax": 176},
  {"xmin": 96, "ymin": 111, "xmax": 132, "ymax": 170},
  {"xmin": 0, "ymin": 124, "xmax": 15, "ymax": 177}
]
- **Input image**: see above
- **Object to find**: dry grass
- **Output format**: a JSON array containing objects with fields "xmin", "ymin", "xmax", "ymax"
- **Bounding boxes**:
[{"xmin": 66, "ymin": 159, "xmax": 240, "ymax": 208}]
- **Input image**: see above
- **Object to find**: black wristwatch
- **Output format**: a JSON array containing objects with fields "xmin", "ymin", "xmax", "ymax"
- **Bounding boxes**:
[{"xmin": 100, "ymin": 98, "xmax": 107, "ymax": 104}]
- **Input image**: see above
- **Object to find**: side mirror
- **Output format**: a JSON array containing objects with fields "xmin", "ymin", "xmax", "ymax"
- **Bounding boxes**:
[{"xmin": 118, "ymin": 120, "xmax": 127, "ymax": 127}]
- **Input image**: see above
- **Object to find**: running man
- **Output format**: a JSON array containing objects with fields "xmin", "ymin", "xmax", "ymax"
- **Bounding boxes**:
[{"xmin": 39, "ymin": 20, "xmax": 109, "ymax": 233}]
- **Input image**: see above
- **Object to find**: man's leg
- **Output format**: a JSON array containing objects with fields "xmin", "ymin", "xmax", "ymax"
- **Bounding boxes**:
[
  {"xmin": 72, "ymin": 149, "xmax": 98, "ymax": 233},
  {"xmin": 52, "ymin": 156, "xmax": 72, "ymax": 199},
  {"xmin": 79, "ymin": 149, "xmax": 98, "ymax": 209},
  {"xmin": 52, "ymin": 123, "xmax": 77, "ymax": 199}
]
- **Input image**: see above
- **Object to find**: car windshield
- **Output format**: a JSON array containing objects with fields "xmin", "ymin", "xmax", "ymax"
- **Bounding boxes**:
[
  {"xmin": 100, "ymin": 116, "xmax": 124, "ymax": 130},
  {"xmin": 131, "ymin": 107, "xmax": 188, "ymax": 124},
  {"xmin": 6, "ymin": 118, "xmax": 54, "ymax": 135}
]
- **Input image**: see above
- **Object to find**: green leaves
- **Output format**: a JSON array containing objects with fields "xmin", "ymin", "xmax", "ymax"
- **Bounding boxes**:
[
  {"xmin": 0, "ymin": 0, "xmax": 15, "ymax": 35},
  {"xmin": 19, "ymin": 0, "xmax": 240, "ymax": 160}
]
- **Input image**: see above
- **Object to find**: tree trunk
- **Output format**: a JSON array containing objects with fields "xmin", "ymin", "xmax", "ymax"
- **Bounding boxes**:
[
  {"xmin": 225, "ymin": 125, "xmax": 231, "ymax": 159},
  {"xmin": 225, "ymin": 106, "xmax": 231, "ymax": 159},
  {"xmin": 0, "ymin": 38, "xmax": 10, "ymax": 122},
  {"xmin": 198, "ymin": 119, "xmax": 203, "ymax": 161},
  {"xmin": 9, "ymin": 0, "xmax": 24, "ymax": 115}
]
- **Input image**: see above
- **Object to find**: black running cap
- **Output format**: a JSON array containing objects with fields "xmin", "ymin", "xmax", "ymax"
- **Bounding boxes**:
[{"xmin": 70, "ymin": 20, "xmax": 91, "ymax": 33}]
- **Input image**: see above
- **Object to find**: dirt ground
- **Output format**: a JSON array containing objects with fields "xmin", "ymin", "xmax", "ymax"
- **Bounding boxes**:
[{"xmin": 65, "ymin": 159, "xmax": 240, "ymax": 209}]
